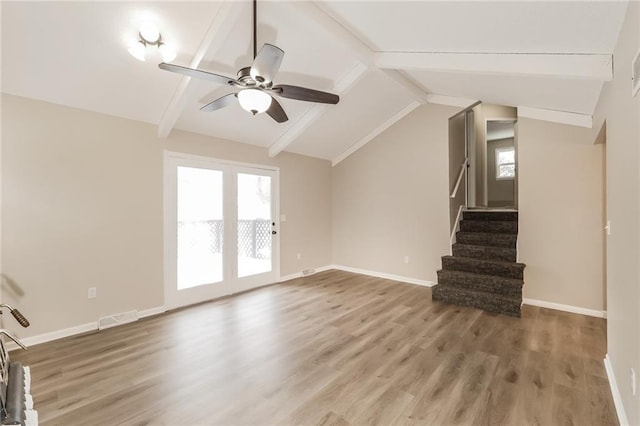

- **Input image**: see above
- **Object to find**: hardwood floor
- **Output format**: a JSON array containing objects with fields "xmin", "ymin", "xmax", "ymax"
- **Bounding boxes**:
[{"xmin": 12, "ymin": 270, "xmax": 617, "ymax": 425}]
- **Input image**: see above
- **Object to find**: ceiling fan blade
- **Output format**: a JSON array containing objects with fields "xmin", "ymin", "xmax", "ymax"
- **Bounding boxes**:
[
  {"xmin": 159, "ymin": 63, "xmax": 234, "ymax": 86},
  {"xmin": 266, "ymin": 96, "xmax": 288, "ymax": 123},
  {"xmin": 200, "ymin": 93, "xmax": 238, "ymax": 112},
  {"xmin": 250, "ymin": 44, "xmax": 284, "ymax": 84},
  {"xmin": 273, "ymin": 85, "xmax": 339, "ymax": 104}
]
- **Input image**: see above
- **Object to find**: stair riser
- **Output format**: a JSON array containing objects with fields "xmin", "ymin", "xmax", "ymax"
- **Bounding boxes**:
[
  {"xmin": 463, "ymin": 211, "xmax": 518, "ymax": 222},
  {"xmin": 456, "ymin": 232, "xmax": 517, "ymax": 248},
  {"xmin": 442, "ymin": 257, "xmax": 524, "ymax": 280},
  {"xmin": 452, "ymin": 245, "xmax": 516, "ymax": 262},
  {"xmin": 459, "ymin": 220, "xmax": 518, "ymax": 234},
  {"xmin": 432, "ymin": 285, "xmax": 521, "ymax": 317},
  {"xmin": 437, "ymin": 270, "xmax": 522, "ymax": 297}
]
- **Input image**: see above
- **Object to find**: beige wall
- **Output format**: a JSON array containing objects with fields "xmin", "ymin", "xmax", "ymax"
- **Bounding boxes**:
[
  {"xmin": 593, "ymin": 2, "xmax": 640, "ymax": 423},
  {"xmin": 1, "ymin": 94, "xmax": 332, "ymax": 339},
  {"xmin": 332, "ymin": 103, "xmax": 460, "ymax": 283},
  {"xmin": 517, "ymin": 119, "xmax": 604, "ymax": 312}
]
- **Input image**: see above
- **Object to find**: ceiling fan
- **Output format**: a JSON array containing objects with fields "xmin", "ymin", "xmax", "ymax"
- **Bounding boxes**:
[{"xmin": 158, "ymin": 0, "xmax": 339, "ymax": 123}]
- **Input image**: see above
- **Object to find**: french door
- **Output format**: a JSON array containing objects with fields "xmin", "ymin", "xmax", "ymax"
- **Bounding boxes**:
[{"xmin": 164, "ymin": 152, "xmax": 279, "ymax": 309}]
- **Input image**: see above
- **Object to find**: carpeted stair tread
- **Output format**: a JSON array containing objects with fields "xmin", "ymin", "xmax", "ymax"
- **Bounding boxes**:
[
  {"xmin": 441, "ymin": 255, "xmax": 525, "ymax": 279},
  {"xmin": 437, "ymin": 269, "xmax": 523, "ymax": 297},
  {"xmin": 459, "ymin": 220, "xmax": 517, "ymax": 234},
  {"xmin": 433, "ymin": 209, "xmax": 523, "ymax": 316},
  {"xmin": 452, "ymin": 243, "xmax": 516, "ymax": 262},
  {"xmin": 456, "ymin": 231, "xmax": 517, "ymax": 248},
  {"xmin": 463, "ymin": 211, "xmax": 518, "ymax": 222},
  {"xmin": 432, "ymin": 284, "xmax": 521, "ymax": 317}
]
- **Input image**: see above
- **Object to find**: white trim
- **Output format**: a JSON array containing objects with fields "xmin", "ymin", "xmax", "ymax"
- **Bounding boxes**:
[
  {"xmin": 427, "ymin": 94, "xmax": 479, "ymax": 109},
  {"xmin": 7, "ymin": 322, "xmax": 97, "ymax": 352},
  {"xmin": 450, "ymin": 205, "xmax": 465, "ymax": 250},
  {"xmin": 450, "ymin": 158, "xmax": 468, "ymax": 199},
  {"xmin": 379, "ymin": 69, "xmax": 430, "ymax": 104},
  {"xmin": 518, "ymin": 106, "xmax": 593, "ymax": 128},
  {"xmin": 268, "ymin": 62, "xmax": 369, "ymax": 158},
  {"xmin": 6, "ymin": 305, "xmax": 168, "ymax": 352},
  {"xmin": 604, "ymin": 354, "xmax": 630, "ymax": 426},
  {"xmin": 157, "ymin": 1, "xmax": 243, "ymax": 138},
  {"xmin": 279, "ymin": 271, "xmax": 303, "ymax": 282},
  {"xmin": 331, "ymin": 264, "xmax": 436, "ymax": 287},
  {"xmin": 375, "ymin": 52, "xmax": 613, "ymax": 81},
  {"xmin": 292, "ymin": 1, "xmax": 374, "ymax": 66},
  {"xmin": 523, "ymin": 298, "xmax": 606, "ymax": 318},
  {"xmin": 278, "ymin": 265, "xmax": 335, "ymax": 282},
  {"xmin": 163, "ymin": 150, "xmax": 280, "ymax": 172},
  {"xmin": 139, "ymin": 306, "xmax": 166, "ymax": 318},
  {"xmin": 332, "ymin": 101, "xmax": 421, "ymax": 166}
]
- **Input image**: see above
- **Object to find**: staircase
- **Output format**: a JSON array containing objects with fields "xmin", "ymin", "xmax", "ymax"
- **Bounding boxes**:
[{"xmin": 432, "ymin": 210, "xmax": 525, "ymax": 317}]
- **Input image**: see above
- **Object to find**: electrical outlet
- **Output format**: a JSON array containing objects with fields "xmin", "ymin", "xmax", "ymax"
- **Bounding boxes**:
[
  {"xmin": 404, "ymin": 256, "xmax": 410, "ymax": 264},
  {"xmin": 296, "ymin": 253, "xmax": 301, "ymax": 260},
  {"xmin": 632, "ymin": 368, "xmax": 637, "ymax": 396},
  {"xmin": 88, "ymin": 287, "xmax": 97, "ymax": 299}
]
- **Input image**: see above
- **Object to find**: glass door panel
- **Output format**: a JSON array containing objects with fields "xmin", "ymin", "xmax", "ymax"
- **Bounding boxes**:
[
  {"xmin": 177, "ymin": 166, "xmax": 223, "ymax": 289},
  {"xmin": 237, "ymin": 173, "xmax": 272, "ymax": 278},
  {"xmin": 165, "ymin": 152, "xmax": 279, "ymax": 310}
]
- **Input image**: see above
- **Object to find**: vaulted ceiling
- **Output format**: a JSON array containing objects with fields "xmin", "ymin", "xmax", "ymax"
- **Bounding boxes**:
[{"xmin": 1, "ymin": 1, "xmax": 629, "ymax": 165}]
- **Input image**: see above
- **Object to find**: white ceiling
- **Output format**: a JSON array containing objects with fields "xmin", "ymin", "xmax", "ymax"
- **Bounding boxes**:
[{"xmin": 1, "ymin": 1, "xmax": 629, "ymax": 163}]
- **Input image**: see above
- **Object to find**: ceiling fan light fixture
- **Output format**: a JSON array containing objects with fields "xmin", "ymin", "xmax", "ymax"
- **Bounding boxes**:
[
  {"xmin": 237, "ymin": 89, "xmax": 272, "ymax": 115},
  {"xmin": 128, "ymin": 40, "xmax": 147, "ymax": 62},
  {"xmin": 158, "ymin": 43, "xmax": 176, "ymax": 63},
  {"xmin": 139, "ymin": 21, "xmax": 160, "ymax": 44}
]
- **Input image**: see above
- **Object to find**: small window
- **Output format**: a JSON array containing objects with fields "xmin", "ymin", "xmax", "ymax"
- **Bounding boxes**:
[{"xmin": 496, "ymin": 147, "xmax": 515, "ymax": 180}]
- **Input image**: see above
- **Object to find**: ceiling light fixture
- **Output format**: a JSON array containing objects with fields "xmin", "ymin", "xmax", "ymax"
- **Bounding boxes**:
[
  {"xmin": 128, "ymin": 21, "xmax": 176, "ymax": 63},
  {"xmin": 237, "ymin": 89, "xmax": 272, "ymax": 115}
]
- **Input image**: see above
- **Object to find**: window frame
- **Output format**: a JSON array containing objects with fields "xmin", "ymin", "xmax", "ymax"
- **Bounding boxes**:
[{"xmin": 495, "ymin": 146, "xmax": 516, "ymax": 181}]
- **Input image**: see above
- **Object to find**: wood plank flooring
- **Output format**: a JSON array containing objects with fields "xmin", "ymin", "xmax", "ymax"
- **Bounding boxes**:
[{"xmin": 12, "ymin": 270, "xmax": 617, "ymax": 425}]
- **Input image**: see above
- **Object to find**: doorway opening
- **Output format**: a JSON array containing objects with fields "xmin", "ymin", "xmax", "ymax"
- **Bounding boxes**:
[
  {"xmin": 465, "ymin": 104, "xmax": 518, "ymax": 211},
  {"xmin": 486, "ymin": 120, "xmax": 517, "ymax": 208}
]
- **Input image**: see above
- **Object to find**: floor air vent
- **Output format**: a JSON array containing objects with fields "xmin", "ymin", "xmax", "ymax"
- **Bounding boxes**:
[{"xmin": 98, "ymin": 310, "xmax": 139, "ymax": 330}]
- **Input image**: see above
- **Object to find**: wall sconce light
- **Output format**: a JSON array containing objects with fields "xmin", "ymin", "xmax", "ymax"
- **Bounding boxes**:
[{"xmin": 128, "ymin": 21, "xmax": 176, "ymax": 63}]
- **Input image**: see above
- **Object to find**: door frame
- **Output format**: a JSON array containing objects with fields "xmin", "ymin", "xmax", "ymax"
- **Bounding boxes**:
[{"xmin": 163, "ymin": 150, "xmax": 280, "ymax": 310}]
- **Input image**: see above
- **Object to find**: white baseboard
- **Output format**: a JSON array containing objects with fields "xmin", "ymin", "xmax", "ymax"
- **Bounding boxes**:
[
  {"xmin": 7, "ymin": 321, "xmax": 97, "ymax": 352},
  {"xmin": 523, "ymin": 298, "xmax": 606, "ymax": 318},
  {"xmin": 604, "ymin": 354, "xmax": 629, "ymax": 426},
  {"xmin": 278, "ymin": 265, "xmax": 334, "ymax": 282},
  {"xmin": 139, "ymin": 306, "xmax": 166, "ymax": 318},
  {"xmin": 7, "ymin": 306, "xmax": 166, "ymax": 352},
  {"xmin": 331, "ymin": 264, "xmax": 436, "ymax": 287}
]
